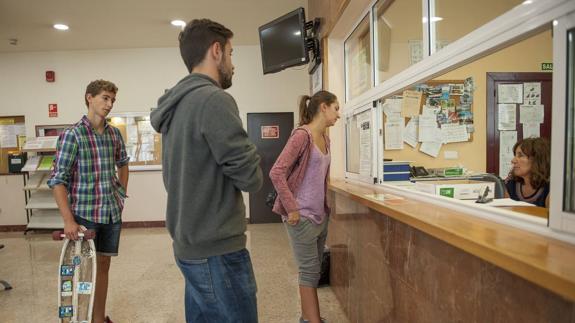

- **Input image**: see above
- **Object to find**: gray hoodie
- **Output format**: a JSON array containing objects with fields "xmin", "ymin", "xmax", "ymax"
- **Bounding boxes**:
[{"xmin": 151, "ymin": 73, "xmax": 263, "ymax": 259}]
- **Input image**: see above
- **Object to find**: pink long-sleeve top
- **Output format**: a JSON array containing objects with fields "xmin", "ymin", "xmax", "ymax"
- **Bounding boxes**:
[{"xmin": 269, "ymin": 126, "xmax": 331, "ymax": 219}]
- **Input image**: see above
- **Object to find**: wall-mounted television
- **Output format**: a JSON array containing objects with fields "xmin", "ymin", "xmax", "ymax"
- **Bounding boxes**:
[{"xmin": 258, "ymin": 7, "xmax": 309, "ymax": 75}]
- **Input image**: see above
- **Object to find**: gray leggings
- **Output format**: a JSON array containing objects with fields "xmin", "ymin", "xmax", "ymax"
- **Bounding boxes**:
[{"xmin": 285, "ymin": 217, "xmax": 328, "ymax": 288}]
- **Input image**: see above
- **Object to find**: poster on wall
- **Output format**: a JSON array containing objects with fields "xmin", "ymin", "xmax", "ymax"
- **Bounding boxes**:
[{"xmin": 499, "ymin": 130, "xmax": 517, "ymax": 178}]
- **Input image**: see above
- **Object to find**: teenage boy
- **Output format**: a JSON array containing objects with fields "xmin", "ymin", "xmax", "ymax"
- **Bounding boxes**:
[{"xmin": 49, "ymin": 79, "xmax": 129, "ymax": 323}]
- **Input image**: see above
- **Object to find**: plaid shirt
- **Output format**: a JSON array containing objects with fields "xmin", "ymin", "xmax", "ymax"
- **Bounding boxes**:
[{"xmin": 48, "ymin": 116, "xmax": 130, "ymax": 224}]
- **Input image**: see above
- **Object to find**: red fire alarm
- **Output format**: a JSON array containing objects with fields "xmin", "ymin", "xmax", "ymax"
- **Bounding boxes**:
[
  {"xmin": 46, "ymin": 71, "xmax": 55, "ymax": 82},
  {"xmin": 49, "ymin": 104, "xmax": 58, "ymax": 118}
]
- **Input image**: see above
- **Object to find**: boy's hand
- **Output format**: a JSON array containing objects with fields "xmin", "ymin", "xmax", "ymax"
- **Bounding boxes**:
[{"xmin": 63, "ymin": 219, "xmax": 84, "ymax": 240}]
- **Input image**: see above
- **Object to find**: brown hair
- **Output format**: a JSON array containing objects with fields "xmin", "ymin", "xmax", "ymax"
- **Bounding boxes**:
[
  {"xmin": 510, "ymin": 137, "xmax": 550, "ymax": 188},
  {"xmin": 84, "ymin": 80, "xmax": 118, "ymax": 107},
  {"xmin": 298, "ymin": 91, "xmax": 338, "ymax": 125},
  {"xmin": 179, "ymin": 19, "xmax": 234, "ymax": 73}
]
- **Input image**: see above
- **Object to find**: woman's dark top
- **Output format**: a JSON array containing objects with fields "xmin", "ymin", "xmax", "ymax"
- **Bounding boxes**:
[{"xmin": 505, "ymin": 178, "xmax": 549, "ymax": 207}]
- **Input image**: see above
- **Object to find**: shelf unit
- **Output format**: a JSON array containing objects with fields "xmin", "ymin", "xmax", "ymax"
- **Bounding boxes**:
[{"xmin": 21, "ymin": 136, "xmax": 62, "ymax": 232}]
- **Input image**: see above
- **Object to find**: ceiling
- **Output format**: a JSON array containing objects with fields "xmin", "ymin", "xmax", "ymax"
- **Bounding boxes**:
[{"xmin": 0, "ymin": 0, "xmax": 307, "ymax": 53}]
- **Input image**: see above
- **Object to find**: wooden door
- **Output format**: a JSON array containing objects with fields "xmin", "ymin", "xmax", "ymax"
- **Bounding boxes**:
[{"xmin": 486, "ymin": 72, "xmax": 552, "ymax": 177}]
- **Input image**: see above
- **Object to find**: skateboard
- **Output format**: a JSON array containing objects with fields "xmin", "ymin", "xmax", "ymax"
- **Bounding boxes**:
[{"xmin": 53, "ymin": 229, "xmax": 97, "ymax": 323}]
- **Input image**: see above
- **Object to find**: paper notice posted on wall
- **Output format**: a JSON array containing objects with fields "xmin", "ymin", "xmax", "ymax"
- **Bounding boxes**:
[
  {"xmin": 498, "ymin": 84, "xmax": 523, "ymax": 104},
  {"xmin": 418, "ymin": 115, "xmax": 441, "ymax": 142},
  {"xmin": 441, "ymin": 124, "xmax": 468, "ymax": 143},
  {"xmin": 519, "ymin": 105, "xmax": 544, "ymax": 124},
  {"xmin": 382, "ymin": 98, "xmax": 403, "ymax": 117},
  {"xmin": 499, "ymin": 130, "xmax": 517, "ymax": 178},
  {"xmin": 385, "ymin": 117, "xmax": 404, "ymax": 150},
  {"xmin": 498, "ymin": 104, "xmax": 516, "ymax": 130},
  {"xmin": 523, "ymin": 82, "xmax": 541, "ymax": 105},
  {"xmin": 523, "ymin": 123, "xmax": 540, "ymax": 138},
  {"xmin": 404, "ymin": 116, "xmax": 419, "ymax": 147},
  {"xmin": 401, "ymin": 90, "xmax": 423, "ymax": 117},
  {"xmin": 420, "ymin": 141, "xmax": 442, "ymax": 158},
  {"xmin": 359, "ymin": 116, "xmax": 372, "ymax": 177}
]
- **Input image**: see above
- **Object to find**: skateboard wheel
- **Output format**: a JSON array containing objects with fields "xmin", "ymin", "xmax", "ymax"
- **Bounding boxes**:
[{"xmin": 52, "ymin": 230, "xmax": 64, "ymax": 241}]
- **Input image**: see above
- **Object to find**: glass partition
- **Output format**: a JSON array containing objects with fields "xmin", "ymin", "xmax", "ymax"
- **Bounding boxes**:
[
  {"xmin": 373, "ymin": 0, "xmax": 424, "ymax": 84},
  {"xmin": 345, "ymin": 14, "xmax": 371, "ymax": 101},
  {"xmin": 107, "ymin": 112, "xmax": 162, "ymax": 170},
  {"xmin": 565, "ymin": 27, "xmax": 575, "ymax": 213},
  {"xmin": 431, "ymin": 0, "xmax": 524, "ymax": 53}
]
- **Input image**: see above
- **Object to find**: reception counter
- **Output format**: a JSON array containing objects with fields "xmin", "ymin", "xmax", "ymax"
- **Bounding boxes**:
[{"xmin": 327, "ymin": 179, "xmax": 575, "ymax": 322}]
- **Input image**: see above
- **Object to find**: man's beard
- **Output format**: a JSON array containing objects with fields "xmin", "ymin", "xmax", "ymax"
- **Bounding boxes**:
[{"xmin": 218, "ymin": 59, "xmax": 233, "ymax": 89}]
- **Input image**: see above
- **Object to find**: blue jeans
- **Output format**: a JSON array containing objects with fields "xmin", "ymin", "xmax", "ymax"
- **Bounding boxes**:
[{"xmin": 175, "ymin": 248, "xmax": 258, "ymax": 323}]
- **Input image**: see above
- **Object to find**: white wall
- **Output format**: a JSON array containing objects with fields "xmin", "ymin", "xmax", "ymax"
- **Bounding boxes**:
[{"xmin": 0, "ymin": 46, "xmax": 309, "ymax": 225}]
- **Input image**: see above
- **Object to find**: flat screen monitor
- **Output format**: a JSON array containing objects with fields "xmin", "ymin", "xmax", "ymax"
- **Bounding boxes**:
[{"xmin": 259, "ymin": 7, "xmax": 309, "ymax": 74}]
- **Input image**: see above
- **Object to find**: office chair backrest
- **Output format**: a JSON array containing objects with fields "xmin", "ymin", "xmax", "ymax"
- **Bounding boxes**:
[{"xmin": 469, "ymin": 173, "xmax": 505, "ymax": 199}]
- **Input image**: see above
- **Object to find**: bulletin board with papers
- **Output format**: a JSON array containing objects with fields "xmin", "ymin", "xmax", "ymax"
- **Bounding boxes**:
[
  {"xmin": 381, "ymin": 79, "xmax": 475, "ymax": 158},
  {"xmin": 0, "ymin": 115, "xmax": 26, "ymax": 174},
  {"xmin": 107, "ymin": 112, "xmax": 161, "ymax": 171}
]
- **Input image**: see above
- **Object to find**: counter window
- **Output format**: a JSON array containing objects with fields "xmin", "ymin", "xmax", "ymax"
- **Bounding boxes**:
[
  {"xmin": 430, "ymin": 0, "xmax": 524, "ymax": 54},
  {"xmin": 373, "ymin": 0, "xmax": 424, "ymax": 85},
  {"xmin": 345, "ymin": 14, "xmax": 371, "ymax": 102}
]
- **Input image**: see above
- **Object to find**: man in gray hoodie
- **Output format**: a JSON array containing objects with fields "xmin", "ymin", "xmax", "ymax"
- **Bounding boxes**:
[{"xmin": 150, "ymin": 19, "xmax": 262, "ymax": 323}]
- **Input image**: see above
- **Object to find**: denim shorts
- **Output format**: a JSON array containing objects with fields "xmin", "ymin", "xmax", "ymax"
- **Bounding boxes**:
[{"xmin": 74, "ymin": 216, "xmax": 122, "ymax": 257}]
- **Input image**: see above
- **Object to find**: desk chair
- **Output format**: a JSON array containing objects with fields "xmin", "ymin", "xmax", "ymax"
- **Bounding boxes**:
[
  {"xmin": 468, "ymin": 173, "xmax": 505, "ymax": 199},
  {"xmin": 0, "ymin": 244, "xmax": 12, "ymax": 290}
]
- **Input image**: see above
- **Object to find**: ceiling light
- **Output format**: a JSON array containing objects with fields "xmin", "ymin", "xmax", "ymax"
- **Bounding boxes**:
[
  {"xmin": 53, "ymin": 24, "xmax": 69, "ymax": 31},
  {"xmin": 553, "ymin": 20, "xmax": 558, "ymax": 26},
  {"xmin": 171, "ymin": 20, "xmax": 186, "ymax": 28},
  {"xmin": 422, "ymin": 17, "xmax": 443, "ymax": 23},
  {"xmin": 522, "ymin": 0, "xmax": 533, "ymax": 4},
  {"xmin": 294, "ymin": 31, "xmax": 301, "ymax": 36}
]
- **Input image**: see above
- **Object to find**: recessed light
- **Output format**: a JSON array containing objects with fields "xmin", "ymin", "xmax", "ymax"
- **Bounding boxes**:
[
  {"xmin": 171, "ymin": 20, "xmax": 186, "ymax": 28},
  {"xmin": 553, "ymin": 20, "xmax": 558, "ymax": 26},
  {"xmin": 422, "ymin": 17, "xmax": 443, "ymax": 23},
  {"xmin": 522, "ymin": 0, "xmax": 533, "ymax": 5},
  {"xmin": 53, "ymin": 24, "xmax": 69, "ymax": 31}
]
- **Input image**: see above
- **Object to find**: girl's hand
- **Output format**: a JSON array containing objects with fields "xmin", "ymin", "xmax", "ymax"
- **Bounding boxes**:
[{"xmin": 287, "ymin": 211, "xmax": 300, "ymax": 225}]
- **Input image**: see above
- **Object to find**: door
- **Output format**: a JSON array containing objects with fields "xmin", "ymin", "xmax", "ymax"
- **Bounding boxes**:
[
  {"xmin": 247, "ymin": 113, "xmax": 294, "ymax": 224},
  {"xmin": 486, "ymin": 72, "xmax": 552, "ymax": 177}
]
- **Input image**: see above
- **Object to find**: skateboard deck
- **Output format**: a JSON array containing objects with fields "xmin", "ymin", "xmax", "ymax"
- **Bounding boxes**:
[{"xmin": 53, "ymin": 230, "xmax": 97, "ymax": 323}]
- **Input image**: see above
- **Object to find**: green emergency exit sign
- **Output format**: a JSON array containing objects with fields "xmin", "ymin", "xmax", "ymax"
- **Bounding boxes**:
[{"xmin": 541, "ymin": 63, "xmax": 553, "ymax": 71}]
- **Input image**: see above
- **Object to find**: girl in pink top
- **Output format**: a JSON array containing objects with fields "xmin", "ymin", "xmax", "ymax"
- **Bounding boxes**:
[{"xmin": 270, "ymin": 91, "xmax": 340, "ymax": 323}]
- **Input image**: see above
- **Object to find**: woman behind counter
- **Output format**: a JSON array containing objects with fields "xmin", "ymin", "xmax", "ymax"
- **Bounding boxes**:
[{"xmin": 504, "ymin": 137, "xmax": 551, "ymax": 208}]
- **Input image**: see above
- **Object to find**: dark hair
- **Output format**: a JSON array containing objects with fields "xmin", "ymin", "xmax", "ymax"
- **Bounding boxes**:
[
  {"xmin": 298, "ymin": 91, "xmax": 338, "ymax": 125},
  {"xmin": 179, "ymin": 19, "xmax": 233, "ymax": 73},
  {"xmin": 510, "ymin": 137, "xmax": 550, "ymax": 188},
  {"xmin": 84, "ymin": 80, "xmax": 118, "ymax": 107}
]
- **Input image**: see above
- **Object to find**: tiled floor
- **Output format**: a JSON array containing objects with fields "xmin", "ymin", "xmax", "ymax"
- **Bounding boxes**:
[{"xmin": 0, "ymin": 224, "xmax": 349, "ymax": 323}]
